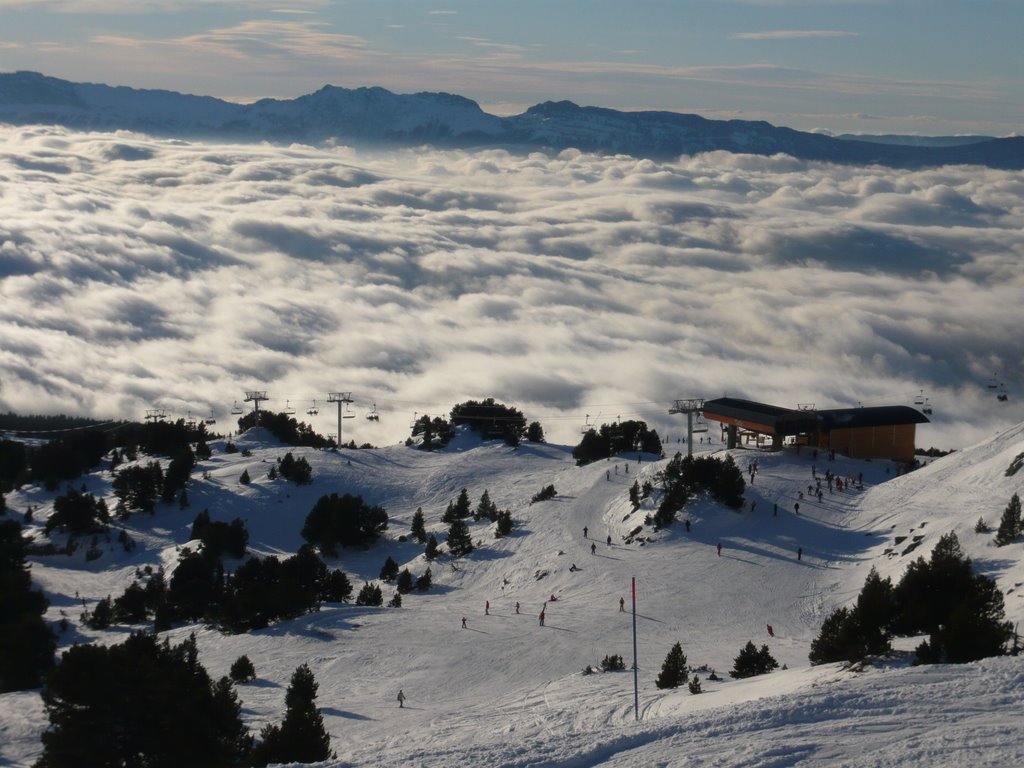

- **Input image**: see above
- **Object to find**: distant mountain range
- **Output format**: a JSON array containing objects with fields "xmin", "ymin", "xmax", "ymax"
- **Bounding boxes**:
[{"xmin": 2, "ymin": 71, "xmax": 1021, "ymax": 169}]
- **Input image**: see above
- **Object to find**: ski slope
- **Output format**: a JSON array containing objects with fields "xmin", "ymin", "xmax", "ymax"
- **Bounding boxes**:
[{"xmin": 2, "ymin": 423, "xmax": 1023, "ymax": 767}]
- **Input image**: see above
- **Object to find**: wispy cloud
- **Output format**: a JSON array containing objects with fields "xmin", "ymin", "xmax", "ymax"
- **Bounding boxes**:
[{"xmin": 731, "ymin": 30, "xmax": 860, "ymax": 40}]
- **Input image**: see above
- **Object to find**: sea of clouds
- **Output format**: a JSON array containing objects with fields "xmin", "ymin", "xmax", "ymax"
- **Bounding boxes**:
[{"xmin": 0, "ymin": 124, "xmax": 1021, "ymax": 450}]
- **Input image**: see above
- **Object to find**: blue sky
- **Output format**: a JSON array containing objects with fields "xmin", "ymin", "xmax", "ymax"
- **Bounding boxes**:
[{"xmin": 0, "ymin": 0, "xmax": 1021, "ymax": 135}]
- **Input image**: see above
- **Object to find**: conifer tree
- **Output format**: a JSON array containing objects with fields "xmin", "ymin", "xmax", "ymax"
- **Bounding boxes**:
[
  {"xmin": 416, "ymin": 567, "xmax": 433, "ymax": 592},
  {"xmin": 239, "ymin": 469, "xmax": 251, "ymax": 485},
  {"xmin": 410, "ymin": 507, "xmax": 427, "ymax": 542},
  {"xmin": 655, "ymin": 642, "xmax": 689, "ymax": 689},
  {"xmin": 229, "ymin": 655, "xmax": 256, "ymax": 683},
  {"xmin": 475, "ymin": 490, "xmax": 498, "ymax": 522},
  {"xmin": 454, "ymin": 487, "xmax": 471, "ymax": 519},
  {"xmin": 730, "ymin": 641, "xmax": 778, "ymax": 679},
  {"xmin": 447, "ymin": 518, "xmax": 474, "ymax": 557},
  {"xmin": 424, "ymin": 534, "xmax": 439, "ymax": 561},
  {"xmin": 379, "ymin": 556, "xmax": 399, "ymax": 582},
  {"xmin": 495, "ymin": 509, "xmax": 513, "ymax": 538},
  {"xmin": 995, "ymin": 492, "xmax": 1022, "ymax": 546},
  {"xmin": 251, "ymin": 664, "xmax": 331, "ymax": 766},
  {"xmin": 396, "ymin": 568, "xmax": 414, "ymax": 594},
  {"xmin": 355, "ymin": 582, "xmax": 383, "ymax": 606}
]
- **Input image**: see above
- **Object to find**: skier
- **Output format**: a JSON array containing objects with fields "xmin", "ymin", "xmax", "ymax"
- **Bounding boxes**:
[
  {"xmin": 485, "ymin": 600, "xmax": 489, "ymax": 615},
  {"xmin": 767, "ymin": 624, "xmax": 774, "ymax": 637},
  {"xmin": 591, "ymin": 542, "xmax": 597, "ymax": 555},
  {"xmin": 461, "ymin": 617, "xmax": 467, "ymax": 629},
  {"xmin": 539, "ymin": 609, "xmax": 545, "ymax": 627},
  {"xmin": 773, "ymin": 503, "xmax": 778, "ymax": 517},
  {"xmin": 397, "ymin": 689, "xmax": 406, "ymax": 708},
  {"xmin": 619, "ymin": 597, "xmax": 625, "ymax": 612},
  {"xmin": 569, "ymin": 563, "xmax": 578, "ymax": 572},
  {"xmin": 794, "ymin": 502, "xmax": 800, "ymax": 515},
  {"xmin": 685, "ymin": 519, "xmax": 691, "ymax": 532},
  {"xmin": 515, "ymin": 601, "xmax": 520, "ymax": 614},
  {"xmin": 798, "ymin": 547, "xmax": 803, "ymax": 561},
  {"xmin": 606, "ymin": 534, "xmax": 612, "ymax": 546},
  {"xmin": 583, "ymin": 526, "xmax": 588, "ymax": 539},
  {"xmin": 716, "ymin": 542, "xmax": 722, "ymax": 557},
  {"xmin": 750, "ymin": 500, "xmax": 757, "ymax": 513}
]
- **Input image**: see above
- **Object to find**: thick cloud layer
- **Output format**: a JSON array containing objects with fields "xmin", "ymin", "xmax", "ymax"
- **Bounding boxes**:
[{"xmin": 1, "ymin": 126, "xmax": 1021, "ymax": 450}]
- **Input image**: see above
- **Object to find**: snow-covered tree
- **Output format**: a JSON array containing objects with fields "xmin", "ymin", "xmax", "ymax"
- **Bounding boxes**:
[{"xmin": 655, "ymin": 642, "xmax": 688, "ymax": 688}]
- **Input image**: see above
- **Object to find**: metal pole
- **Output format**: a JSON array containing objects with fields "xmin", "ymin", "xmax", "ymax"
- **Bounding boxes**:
[{"xmin": 632, "ymin": 576, "xmax": 639, "ymax": 721}]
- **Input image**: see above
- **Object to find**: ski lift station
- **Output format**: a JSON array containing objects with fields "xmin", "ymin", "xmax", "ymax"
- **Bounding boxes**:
[{"xmin": 702, "ymin": 397, "xmax": 930, "ymax": 462}]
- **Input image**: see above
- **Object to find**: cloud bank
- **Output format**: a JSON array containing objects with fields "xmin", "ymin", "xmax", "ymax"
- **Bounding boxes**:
[{"xmin": 0, "ymin": 125, "xmax": 1021, "ymax": 450}]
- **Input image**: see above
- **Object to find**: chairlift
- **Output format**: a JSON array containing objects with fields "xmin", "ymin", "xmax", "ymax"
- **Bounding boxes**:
[
  {"xmin": 580, "ymin": 412, "xmax": 601, "ymax": 434},
  {"xmin": 185, "ymin": 411, "xmax": 197, "ymax": 429},
  {"xmin": 913, "ymin": 390, "xmax": 925, "ymax": 406},
  {"xmin": 342, "ymin": 404, "xmax": 355, "ymax": 419},
  {"xmin": 230, "ymin": 401, "xmax": 243, "ymax": 416},
  {"xmin": 692, "ymin": 414, "xmax": 709, "ymax": 434},
  {"xmin": 922, "ymin": 398, "xmax": 933, "ymax": 416},
  {"xmin": 284, "ymin": 400, "xmax": 296, "ymax": 415},
  {"xmin": 997, "ymin": 385, "xmax": 1009, "ymax": 402},
  {"xmin": 204, "ymin": 414, "xmax": 217, "ymax": 425},
  {"xmin": 307, "ymin": 400, "xmax": 319, "ymax": 417},
  {"xmin": 410, "ymin": 411, "xmax": 419, "ymax": 429},
  {"xmin": 366, "ymin": 403, "xmax": 380, "ymax": 422}
]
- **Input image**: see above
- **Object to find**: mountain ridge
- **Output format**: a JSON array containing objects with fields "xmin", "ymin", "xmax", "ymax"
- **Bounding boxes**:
[{"xmin": 2, "ymin": 70, "xmax": 1022, "ymax": 169}]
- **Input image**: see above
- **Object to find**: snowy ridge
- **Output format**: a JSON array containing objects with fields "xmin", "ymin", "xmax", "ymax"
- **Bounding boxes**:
[
  {"xmin": 2, "ymin": 423, "xmax": 1023, "ymax": 766},
  {"xmin": 2, "ymin": 71, "xmax": 1023, "ymax": 168}
]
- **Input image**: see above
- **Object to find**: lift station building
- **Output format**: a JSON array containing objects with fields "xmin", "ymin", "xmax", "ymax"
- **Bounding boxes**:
[{"xmin": 702, "ymin": 397, "xmax": 929, "ymax": 462}]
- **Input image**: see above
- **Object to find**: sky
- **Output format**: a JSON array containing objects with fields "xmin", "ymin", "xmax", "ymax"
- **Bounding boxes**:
[
  {"xmin": 1, "ymin": 124, "xmax": 1022, "ymax": 451},
  {"xmin": 0, "ymin": 0, "xmax": 1022, "ymax": 136}
]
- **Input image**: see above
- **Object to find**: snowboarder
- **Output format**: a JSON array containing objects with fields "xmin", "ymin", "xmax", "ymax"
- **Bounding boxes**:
[
  {"xmin": 797, "ymin": 547, "xmax": 803, "ymax": 561},
  {"xmin": 461, "ymin": 617, "xmax": 467, "ymax": 629},
  {"xmin": 767, "ymin": 624, "xmax": 774, "ymax": 637},
  {"xmin": 539, "ymin": 609, "xmax": 545, "ymax": 626},
  {"xmin": 515, "ymin": 601, "xmax": 520, "ymax": 614},
  {"xmin": 485, "ymin": 600, "xmax": 489, "ymax": 615},
  {"xmin": 583, "ymin": 526, "xmax": 588, "ymax": 538},
  {"xmin": 619, "ymin": 597, "xmax": 625, "ymax": 612},
  {"xmin": 397, "ymin": 689, "xmax": 406, "ymax": 708},
  {"xmin": 591, "ymin": 542, "xmax": 597, "ymax": 554},
  {"xmin": 716, "ymin": 542, "xmax": 722, "ymax": 557}
]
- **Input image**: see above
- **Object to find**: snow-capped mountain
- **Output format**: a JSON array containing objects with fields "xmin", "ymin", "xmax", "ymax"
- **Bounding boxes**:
[
  {"xmin": 2, "ymin": 419, "xmax": 1023, "ymax": 766},
  {"xmin": 3, "ymin": 71, "xmax": 1022, "ymax": 168}
]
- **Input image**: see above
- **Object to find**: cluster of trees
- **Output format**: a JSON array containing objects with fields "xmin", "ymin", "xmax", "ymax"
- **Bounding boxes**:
[
  {"xmin": 112, "ymin": 461, "xmax": 166, "ymax": 515},
  {"xmin": 238, "ymin": 410, "xmax": 332, "ymax": 449},
  {"xmin": 730, "ymin": 642, "xmax": 779, "ymax": 678},
  {"xmin": 408, "ymin": 399, "xmax": 543, "ymax": 450},
  {"xmin": 190, "ymin": 509, "xmax": 248, "ymax": 559},
  {"xmin": 44, "ymin": 488, "xmax": 110, "ymax": 536},
  {"xmin": 648, "ymin": 452, "xmax": 746, "ymax": 527},
  {"xmin": 88, "ymin": 544, "xmax": 353, "ymax": 634},
  {"xmin": 273, "ymin": 452, "xmax": 313, "ymax": 485},
  {"xmin": 302, "ymin": 493, "xmax": 389, "ymax": 555},
  {"xmin": 810, "ymin": 533, "xmax": 1013, "ymax": 666},
  {"xmin": 0, "ymin": 519, "xmax": 56, "ymax": 692},
  {"xmin": 654, "ymin": 639, "xmax": 778, "ymax": 691},
  {"xmin": 35, "ymin": 632, "xmax": 332, "ymax": 767},
  {"xmin": 573, "ymin": 420, "xmax": 663, "ymax": 466},
  {"xmin": 379, "ymin": 556, "xmax": 433, "ymax": 594}
]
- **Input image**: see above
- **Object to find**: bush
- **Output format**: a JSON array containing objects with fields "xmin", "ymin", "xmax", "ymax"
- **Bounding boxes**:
[
  {"xmin": 230, "ymin": 655, "xmax": 257, "ymax": 684},
  {"xmin": 530, "ymin": 484, "xmax": 557, "ymax": 504},
  {"xmin": 688, "ymin": 676, "xmax": 703, "ymax": 694},
  {"xmin": 495, "ymin": 509, "xmax": 514, "ymax": 538},
  {"xmin": 600, "ymin": 654, "xmax": 625, "ymax": 671}
]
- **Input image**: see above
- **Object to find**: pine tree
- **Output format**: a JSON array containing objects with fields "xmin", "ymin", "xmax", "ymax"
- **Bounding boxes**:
[
  {"xmin": 229, "ymin": 655, "xmax": 256, "ymax": 683},
  {"xmin": 628, "ymin": 480, "xmax": 640, "ymax": 510},
  {"xmin": 526, "ymin": 421, "xmax": 545, "ymax": 442},
  {"xmin": 388, "ymin": 592, "xmax": 402, "ymax": 608},
  {"xmin": 410, "ymin": 507, "xmax": 426, "ymax": 542},
  {"xmin": 447, "ymin": 518, "xmax": 474, "ymax": 557},
  {"xmin": 995, "ymin": 492, "xmax": 1022, "ymax": 546},
  {"xmin": 251, "ymin": 664, "xmax": 332, "ymax": 766},
  {"xmin": 424, "ymin": 534, "xmax": 439, "ymax": 561},
  {"xmin": 416, "ymin": 567, "xmax": 433, "ymax": 591},
  {"xmin": 475, "ymin": 490, "xmax": 498, "ymax": 522},
  {"xmin": 239, "ymin": 469, "xmax": 251, "ymax": 485},
  {"xmin": 379, "ymin": 556, "xmax": 399, "ymax": 582},
  {"xmin": 655, "ymin": 642, "xmax": 688, "ymax": 689},
  {"xmin": 355, "ymin": 583, "xmax": 383, "ymax": 606},
  {"xmin": 396, "ymin": 569, "xmax": 414, "ymax": 594},
  {"xmin": 688, "ymin": 676, "xmax": 703, "ymax": 694},
  {"xmin": 454, "ymin": 487, "xmax": 471, "ymax": 519},
  {"xmin": 495, "ymin": 509, "xmax": 513, "ymax": 538}
]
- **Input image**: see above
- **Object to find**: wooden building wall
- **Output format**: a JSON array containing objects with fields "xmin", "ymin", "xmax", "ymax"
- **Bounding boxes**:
[{"xmin": 815, "ymin": 424, "xmax": 918, "ymax": 462}]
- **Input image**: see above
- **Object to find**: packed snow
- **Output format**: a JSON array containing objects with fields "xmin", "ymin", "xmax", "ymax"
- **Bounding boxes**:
[{"xmin": 2, "ymin": 422, "xmax": 1023, "ymax": 767}]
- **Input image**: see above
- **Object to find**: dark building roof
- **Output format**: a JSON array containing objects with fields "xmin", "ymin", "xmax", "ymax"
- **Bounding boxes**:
[
  {"xmin": 703, "ymin": 398, "xmax": 929, "ymax": 435},
  {"xmin": 816, "ymin": 405, "xmax": 930, "ymax": 430},
  {"xmin": 703, "ymin": 397, "xmax": 819, "ymax": 435}
]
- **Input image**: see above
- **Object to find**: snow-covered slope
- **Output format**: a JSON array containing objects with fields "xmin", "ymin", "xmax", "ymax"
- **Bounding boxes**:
[
  {"xmin": 2, "ymin": 423, "xmax": 1023, "ymax": 767},
  {"xmin": 3, "ymin": 71, "xmax": 1023, "ymax": 168}
]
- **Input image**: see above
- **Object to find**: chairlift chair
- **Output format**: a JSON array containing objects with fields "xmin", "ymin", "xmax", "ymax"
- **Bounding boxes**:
[
  {"xmin": 204, "ymin": 414, "xmax": 217, "ymax": 425},
  {"xmin": 342, "ymin": 404, "xmax": 355, "ymax": 419},
  {"xmin": 913, "ymin": 390, "xmax": 925, "ymax": 406},
  {"xmin": 692, "ymin": 415, "xmax": 709, "ymax": 434},
  {"xmin": 366, "ymin": 403, "xmax": 380, "ymax": 422},
  {"xmin": 284, "ymin": 400, "xmax": 296, "ymax": 415},
  {"xmin": 307, "ymin": 400, "xmax": 319, "ymax": 417},
  {"xmin": 922, "ymin": 398, "xmax": 933, "ymax": 416},
  {"xmin": 230, "ymin": 401, "xmax": 243, "ymax": 415}
]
